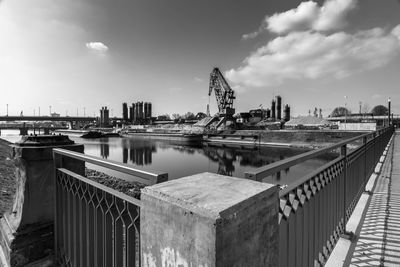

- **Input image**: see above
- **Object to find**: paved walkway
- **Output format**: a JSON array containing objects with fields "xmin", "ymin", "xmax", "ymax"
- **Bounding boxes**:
[{"xmin": 349, "ymin": 131, "xmax": 400, "ymax": 266}]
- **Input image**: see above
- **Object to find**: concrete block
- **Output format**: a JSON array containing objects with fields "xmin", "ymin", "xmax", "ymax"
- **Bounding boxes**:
[
  {"xmin": 141, "ymin": 172, "xmax": 278, "ymax": 267},
  {"xmin": 0, "ymin": 135, "xmax": 84, "ymax": 266}
]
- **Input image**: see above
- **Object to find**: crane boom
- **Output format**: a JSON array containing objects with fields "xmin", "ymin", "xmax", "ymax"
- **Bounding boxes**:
[{"xmin": 208, "ymin": 68, "xmax": 236, "ymax": 117}]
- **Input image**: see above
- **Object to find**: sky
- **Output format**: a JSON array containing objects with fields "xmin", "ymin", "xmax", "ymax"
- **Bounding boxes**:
[{"xmin": 1, "ymin": 0, "xmax": 400, "ymax": 118}]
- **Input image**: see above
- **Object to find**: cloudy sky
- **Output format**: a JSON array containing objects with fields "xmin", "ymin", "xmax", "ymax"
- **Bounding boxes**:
[{"xmin": 1, "ymin": 0, "xmax": 400, "ymax": 117}]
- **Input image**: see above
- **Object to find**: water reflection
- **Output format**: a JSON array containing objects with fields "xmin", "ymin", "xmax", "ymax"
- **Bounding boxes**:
[
  {"xmin": 100, "ymin": 142, "xmax": 109, "ymax": 159},
  {"xmin": 201, "ymin": 145, "xmax": 297, "ymax": 178},
  {"xmin": 79, "ymin": 136, "xmax": 337, "ymax": 184}
]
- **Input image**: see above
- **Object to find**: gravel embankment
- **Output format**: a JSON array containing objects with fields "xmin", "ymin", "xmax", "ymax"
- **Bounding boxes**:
[
  {"xmin": 0, "ymin": 139, "xmax": 15, "ymax": 218},
  {"xmin": 85, "ymin": 168, "xmax": 145, "ymax": 199}
]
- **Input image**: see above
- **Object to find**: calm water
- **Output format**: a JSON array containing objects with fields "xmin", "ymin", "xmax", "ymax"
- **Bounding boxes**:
[{"xmin": 1, "ymin": 130, "xmax": 337, "ymax": 185}]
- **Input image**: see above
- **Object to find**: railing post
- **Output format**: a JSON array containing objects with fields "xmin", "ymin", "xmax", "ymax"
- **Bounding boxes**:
[
  {"xmin": 141, "ymin": 173, "xmax": 279, "ymax": 266},
  {"xmin": 363, "ymin": 136, "xmax": 368, "ymax": 192},
  {"xmin": 0, "ymin": 135, "xmax": 83, "ymax": 266},
  {"xmin": 340, "ymin": 144, "xmax": 354, "ymax": 239}
]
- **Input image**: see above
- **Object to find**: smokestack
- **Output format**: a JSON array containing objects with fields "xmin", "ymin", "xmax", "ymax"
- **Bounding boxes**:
[
  {"xmin": 284, "ymin": 104, "xmax": 291, "ymax": 122},
  {"xmin": 276, "ymin": 95, "xmax": 282, "ymax": 120},
  {"xmin": 271, "ymin": 100, "xmax": 276, "ymax": 120},
  {"xmin": 144, "ymin": 102, "xmax": 149, "ymax": 119},
  {"xmin": 148, "ymin": 103, "xmax": 152, "ymax": 119}
]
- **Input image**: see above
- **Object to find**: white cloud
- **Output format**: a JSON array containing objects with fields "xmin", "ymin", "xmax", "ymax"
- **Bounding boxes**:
[
  {"xmin": 242, "ymin": 0, "xmax": 357, "ymax": 39},
  {"xmin": 228, "ymin": 26, "xmax": 400, "ymax": 87},
  {"xmin": 86, "ymin": 42, "xmax": 109, "ymax": 52}
]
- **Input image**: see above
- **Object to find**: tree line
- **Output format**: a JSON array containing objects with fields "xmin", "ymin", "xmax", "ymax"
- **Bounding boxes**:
[{"xmin": 330, "ymin": 105, "xmax": 389, "ymax": 117}]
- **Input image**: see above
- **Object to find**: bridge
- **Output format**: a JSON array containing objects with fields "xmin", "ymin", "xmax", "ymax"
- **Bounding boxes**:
[
  {"xmin": 0, "ymin": 127, "xmax": 397, "ymax": 266},
  {"xmin": 0, "ymin": 116, "xmax": 96, "ymax": 122}
]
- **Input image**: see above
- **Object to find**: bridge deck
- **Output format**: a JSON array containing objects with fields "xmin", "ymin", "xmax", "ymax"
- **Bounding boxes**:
[{"xmin": 348, "ymin": 130, "xmax": 400, "ymax": 266}]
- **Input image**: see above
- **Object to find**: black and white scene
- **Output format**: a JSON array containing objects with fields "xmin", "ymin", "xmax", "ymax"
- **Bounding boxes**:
[{"xmin": 1, "ymin": 0, "xmax": 400, "ymax": 266}]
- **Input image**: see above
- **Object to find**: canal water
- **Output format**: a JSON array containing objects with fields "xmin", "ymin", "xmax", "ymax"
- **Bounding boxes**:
[{"xmin": 0, "ymin": 130, "xmax": 337, "ymax": 186}]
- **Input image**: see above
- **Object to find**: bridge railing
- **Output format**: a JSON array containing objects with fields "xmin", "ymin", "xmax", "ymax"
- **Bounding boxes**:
[
  {"xmin": 53, "ymin": 148, "xmax": 168, "ymax": 267},
  {"xmin": 245, "ymin": 126, "xmax": 394, "ymax": 266}
]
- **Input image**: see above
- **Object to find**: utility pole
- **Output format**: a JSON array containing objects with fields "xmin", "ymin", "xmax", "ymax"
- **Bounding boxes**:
[{"xmin": 6, "ymin": 104, "xmax": 8, "ymax": 116}]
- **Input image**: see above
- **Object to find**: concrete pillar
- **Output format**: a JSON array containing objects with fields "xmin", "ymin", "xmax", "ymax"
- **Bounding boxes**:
[
  {"xmin": 0, "ymin": 135, "xmax": 84, "ymax": 266},
  {"xmin": 141, "ymin": 172, "xmax": 278, "ymax": 267}
]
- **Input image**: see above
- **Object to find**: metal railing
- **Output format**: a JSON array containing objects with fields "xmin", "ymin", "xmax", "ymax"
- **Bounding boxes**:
[
  {"xmin": 245, "ymin": 127, "xmax": 394, "ymax": 266},
  {"xmin": 53, "ymin": 148, "xmax": 168, "ymax": 267}
]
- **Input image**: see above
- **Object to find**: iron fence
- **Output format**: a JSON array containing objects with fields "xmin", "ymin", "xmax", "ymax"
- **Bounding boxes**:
[
  {"xmin": 245, "ymin": 126, "xmax": 394, "ymax": 266},
  {"xmin": 53, "ymin": 149, "xmax": 168, "ymax": 267}
]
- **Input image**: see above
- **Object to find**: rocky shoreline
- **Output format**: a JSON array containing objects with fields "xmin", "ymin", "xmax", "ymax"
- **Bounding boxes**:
[{"xmin": 85, "ymin": 168, "xmax": 145, "ymax": 199}]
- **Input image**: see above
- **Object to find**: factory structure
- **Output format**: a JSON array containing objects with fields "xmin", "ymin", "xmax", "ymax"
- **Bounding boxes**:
[
  {"xmin": 122, "ymin": 101, "xmax": 153, "ymax": 125},
  {"xmin": 241, "ymin": 95, "xmax": 291, "ymax": 125},
  {"xmin": 99, "ymin": 106, "xmax": 110, "ymax": 127},
  {"xmin": 264, "ymin": 95, "xmax": 291, "ymax": 122}
]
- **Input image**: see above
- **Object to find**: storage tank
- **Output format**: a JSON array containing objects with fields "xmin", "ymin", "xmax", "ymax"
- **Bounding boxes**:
[
  {"xmin": 276, "ymin": 95, "xmax": 282, "ymax": 120},
  {"xmin": 271, "ymin": 100, "xmax": 276, "ymax": 120},
  {"xmin": 284, "ymin": 104, "xmax": 291, "ymax": 122}
]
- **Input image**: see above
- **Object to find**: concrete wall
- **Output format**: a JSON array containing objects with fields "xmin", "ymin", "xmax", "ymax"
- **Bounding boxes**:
[
  {"xmin": 338, "ymin": 122, "xmax": 376, "ymax": 131},
  {"xmin": 215, "ymin": 130, "xmax": 365, "ymax": 148}
]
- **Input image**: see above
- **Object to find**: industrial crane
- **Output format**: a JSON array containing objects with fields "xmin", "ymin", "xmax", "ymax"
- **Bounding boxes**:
[{"xmin": 208, "ymin": 67, "xmax": 236, "ymax": 117}]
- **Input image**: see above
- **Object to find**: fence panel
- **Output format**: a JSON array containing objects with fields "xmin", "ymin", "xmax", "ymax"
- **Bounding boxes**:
[
  {"xmin": 53, "ymin": 148, "xmax": 167, "ymax": 267},
  {"xmin": 246, "ymin": 127, "xmax": 394, "ymax": 266}
]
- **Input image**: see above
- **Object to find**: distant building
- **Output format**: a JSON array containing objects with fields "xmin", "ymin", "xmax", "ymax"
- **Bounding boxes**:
[
  {"xmin": 122, "ymin": 103, "xmax": 128, "ymax": 121},
  {"xmin": 100, "ymin": 106, "xmax": 109, "ymax": 127},
  {"xmin": 51, "ymin": 112, "xmax": 60, "ymax": 117}
]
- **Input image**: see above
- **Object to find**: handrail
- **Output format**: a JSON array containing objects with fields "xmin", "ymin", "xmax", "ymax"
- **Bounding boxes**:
[
  {"xmin": 53, "ymin": 148, "xmax": 168, "ymax": 185},
  {"xmin": 245, "ymin": 128, "xmax": 388, "ymax": 181},
  {"xmin": 279, "ymin": 156, "xmax": 344, "ymax": 197}
]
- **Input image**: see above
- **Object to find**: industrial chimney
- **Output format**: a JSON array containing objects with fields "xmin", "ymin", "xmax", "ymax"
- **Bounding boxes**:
[
  {"xmin": 284, "ymin": 104, "xmax": 291, "ymax": 122},
  {"xmin": 271, "ymin": 99, "xmax": 276, "ymax": 120},
  {"xmin": 276, "ymin": 95, "xmax": 282, "ymax": 120}
]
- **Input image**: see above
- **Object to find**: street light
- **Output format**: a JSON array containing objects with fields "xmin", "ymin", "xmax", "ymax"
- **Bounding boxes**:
[
  {"xmin": 388, "ymin": 97, "xmax": 391, "ymax": 126},
  {"xmin": 344, "ymin": 96, "xmax": 348, "ymax": 131}
]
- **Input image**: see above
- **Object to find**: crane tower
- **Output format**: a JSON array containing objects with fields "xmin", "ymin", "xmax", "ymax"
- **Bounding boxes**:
[{"xmin": 208, "ymin": 67, "xmax": 236, "ymax": 117}]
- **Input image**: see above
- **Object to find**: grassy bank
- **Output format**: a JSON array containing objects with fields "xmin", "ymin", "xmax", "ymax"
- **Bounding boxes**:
[{"xmin": 0, "ymin": 139, "xmax": 15, "ymax": 218}]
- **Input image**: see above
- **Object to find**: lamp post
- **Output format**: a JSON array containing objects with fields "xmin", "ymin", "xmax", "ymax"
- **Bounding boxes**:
[
  {"xmin": 344, "ymin": 96, "xmax": 348, "ymax": 131},
  {"xmin": 388, "ymin": 98, "xmax": 391, "ymax": 126}
]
